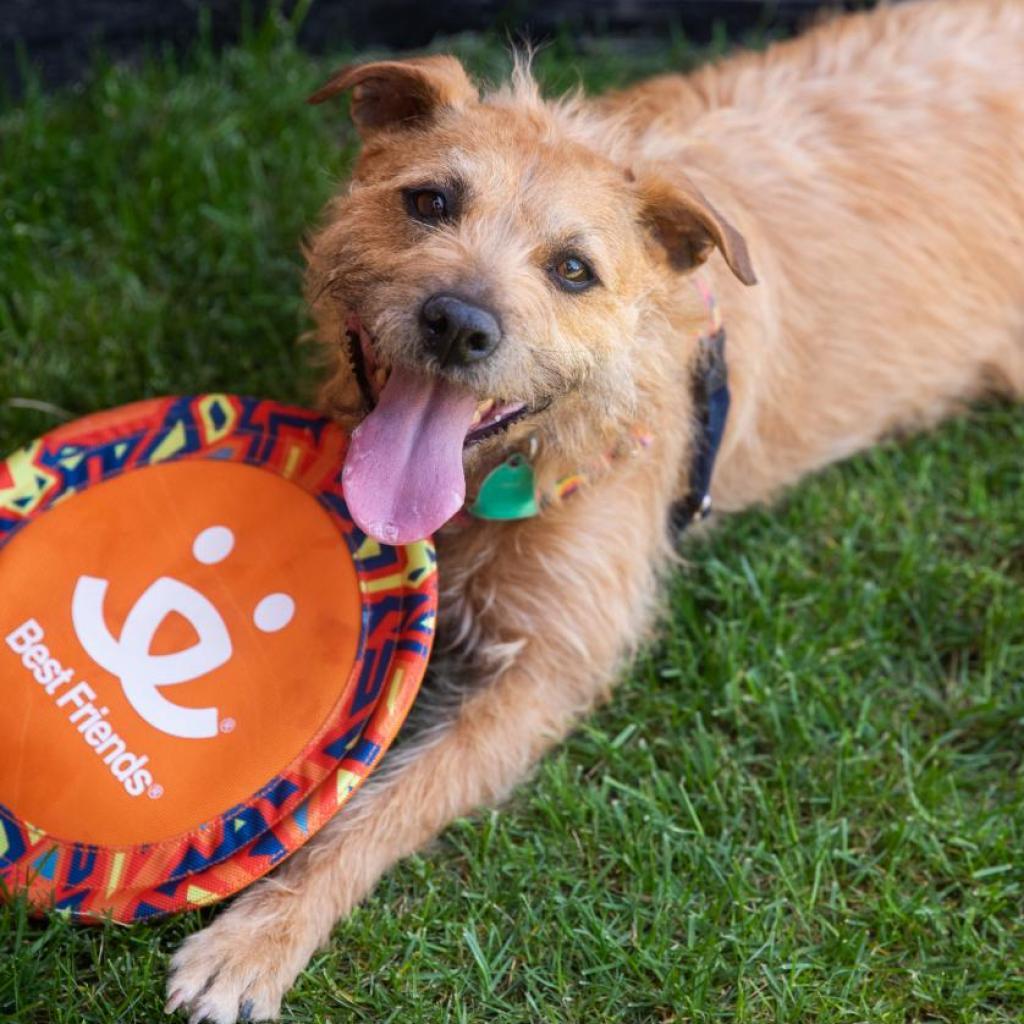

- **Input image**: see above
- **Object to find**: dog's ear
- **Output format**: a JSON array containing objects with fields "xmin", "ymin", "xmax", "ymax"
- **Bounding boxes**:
[
  {"xmin": 307, "ymin": 56, "xmax": 477, "ymax": 137},
  {"xmin": 636, "ymin": 167, "xmax": 757, "ymax": 286}
]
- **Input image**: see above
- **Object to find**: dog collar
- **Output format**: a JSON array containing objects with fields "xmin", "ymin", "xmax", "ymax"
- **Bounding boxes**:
[
  {"xmin": 467, "ymin": 425, "xmax": 654, "ymax": 522},
  {"xmin": 466, "ymin": 274, "xmax": 730, "ymax": 533},
  {"xmin": 669, "ymin": 322, "xmax": 729, "ymax": 530}
]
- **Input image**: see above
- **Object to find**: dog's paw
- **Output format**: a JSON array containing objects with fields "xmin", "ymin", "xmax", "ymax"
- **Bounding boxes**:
[{"xmin": 164, "ymin": 908, "xmax": 307, "ymax": 1023}]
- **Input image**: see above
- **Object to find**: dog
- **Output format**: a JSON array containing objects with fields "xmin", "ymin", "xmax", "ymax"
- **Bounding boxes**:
[{"xmin": 166, "ymin": 1, "xmax": 1024, "ymax": 1018}]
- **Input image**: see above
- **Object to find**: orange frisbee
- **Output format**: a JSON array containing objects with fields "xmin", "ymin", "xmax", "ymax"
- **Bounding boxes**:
[{"xmin": 0, "ymin": 395, "xmax": 436, "ymax": 921}]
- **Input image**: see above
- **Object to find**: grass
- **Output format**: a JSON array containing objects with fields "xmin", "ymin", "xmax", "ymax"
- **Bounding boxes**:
[{"xmin": 2, "ymin": 10, "xmax": 1023, "ymax": 1024}]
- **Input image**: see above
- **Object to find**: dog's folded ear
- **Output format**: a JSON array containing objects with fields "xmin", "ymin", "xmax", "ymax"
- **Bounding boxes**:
[
  {"xmin": 307, "ymin": 56, "xmax": 478, "ymax": 137},
  {"xmin": 636, "ymin": 166, "xmax": 757, "ymax": 286}
]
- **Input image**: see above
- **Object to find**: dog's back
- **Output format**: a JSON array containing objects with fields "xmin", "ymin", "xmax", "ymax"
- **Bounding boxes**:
[{"xmin": 605, "ymin": 0, "xmax": 1024, "ymax": 508}]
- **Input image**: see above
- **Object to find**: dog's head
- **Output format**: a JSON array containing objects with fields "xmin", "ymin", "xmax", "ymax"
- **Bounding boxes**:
[{"xmin": 305, "ymin": 55, "xmax": 755, "ymax": 543}]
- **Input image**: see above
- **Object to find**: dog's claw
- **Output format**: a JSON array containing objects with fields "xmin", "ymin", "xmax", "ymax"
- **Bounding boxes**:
[{"xmin": 164, "ymin": 990, "xmax": 184, "ymax": 1015}]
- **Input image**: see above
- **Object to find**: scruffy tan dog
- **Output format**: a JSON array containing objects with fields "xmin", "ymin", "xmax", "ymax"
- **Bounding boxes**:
[{"xmin": 167, "ymin": 1, "xmax": 1024, "ymax": 1019}]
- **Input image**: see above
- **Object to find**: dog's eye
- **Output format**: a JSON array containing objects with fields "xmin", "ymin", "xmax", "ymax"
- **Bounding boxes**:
[
  {"xmin": 552, "ymin": 255, "xmax": 597, "ymax": 292},
  {"xmin": 405, "ymin": 189, "xmax": 451, "ymax": 223}
]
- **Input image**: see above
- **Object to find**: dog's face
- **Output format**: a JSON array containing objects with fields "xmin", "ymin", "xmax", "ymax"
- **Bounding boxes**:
[{"xmin": 305, "ymin": 56, "xmax": 754, "ymax": 543}]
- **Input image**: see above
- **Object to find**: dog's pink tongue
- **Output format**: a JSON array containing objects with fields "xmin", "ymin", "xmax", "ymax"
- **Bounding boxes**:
[{"xmin": 343, "ymin": 365, "xmax": 478, "ymax": 544}]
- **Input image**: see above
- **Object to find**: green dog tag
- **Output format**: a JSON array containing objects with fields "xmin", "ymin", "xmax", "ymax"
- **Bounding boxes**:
[{"xmin": 469, "ymin": 454, "xmax": 539, "ymax": 520}]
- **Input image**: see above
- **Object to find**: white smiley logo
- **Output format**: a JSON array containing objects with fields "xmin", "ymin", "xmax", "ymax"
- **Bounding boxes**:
[{"xmin": 70, "ymin": 526, "xmax": 294, "ymax": 740}]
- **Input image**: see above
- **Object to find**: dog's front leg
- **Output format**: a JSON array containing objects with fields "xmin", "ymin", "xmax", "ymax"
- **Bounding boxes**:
[{"xmin": 166, "ymin": 475, "xmax": 671, "ymax": 1023}]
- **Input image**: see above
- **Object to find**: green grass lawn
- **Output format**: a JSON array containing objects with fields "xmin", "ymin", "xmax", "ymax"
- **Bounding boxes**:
[{"xmin": 2, "ymin": 12, "xmax": 1024, "ymax": 1023}]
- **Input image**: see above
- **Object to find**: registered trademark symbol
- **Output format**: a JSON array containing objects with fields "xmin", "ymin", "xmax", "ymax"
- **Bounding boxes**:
[
  {"xmin": 148, "ymin": 784, "xmax": 164, "ymax": 800},
  {"xmin": 219, "ymin": 717, "xmax": 236, "ymax": 734}
]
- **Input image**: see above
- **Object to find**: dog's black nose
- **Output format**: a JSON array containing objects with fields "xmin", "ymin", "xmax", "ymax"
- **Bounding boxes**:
[{"xmin": 419, "ymin": 294, "xmax": 501, "ymax": 368}]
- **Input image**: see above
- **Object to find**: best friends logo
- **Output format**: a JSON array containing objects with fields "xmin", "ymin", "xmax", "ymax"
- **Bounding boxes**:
[
  {"xmin": 6, "ymin": 617, "xmax": 158, "ymax": 797},
  {"xmin": 3, "ymin": 524, "xmax": 297, "ymax": 797},
  {"xmin": 71, "ymin": 525, "xmax": 295, "ymax": 740}
]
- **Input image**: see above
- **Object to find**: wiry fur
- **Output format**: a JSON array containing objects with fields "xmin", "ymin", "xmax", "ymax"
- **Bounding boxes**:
[{"xmin": 167, "ymin": 2, "xmax": 1024, "ymax": 1019}]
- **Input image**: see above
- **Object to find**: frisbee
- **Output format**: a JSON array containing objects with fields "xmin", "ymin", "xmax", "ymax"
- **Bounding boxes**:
[{"xmin": 0, "ymin": 394, "xmax": 436, "ymax": 922}]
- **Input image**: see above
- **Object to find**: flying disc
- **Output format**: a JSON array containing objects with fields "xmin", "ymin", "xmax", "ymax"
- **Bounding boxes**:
[{"xmin": 0, "ymin": 394, "xmax": 436, "ymax": 922}]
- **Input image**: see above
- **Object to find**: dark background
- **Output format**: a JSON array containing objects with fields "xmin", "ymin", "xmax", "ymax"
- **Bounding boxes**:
[{"xmin": 2, "ymin": 0, "xmax": 881, "ymax": 95}]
